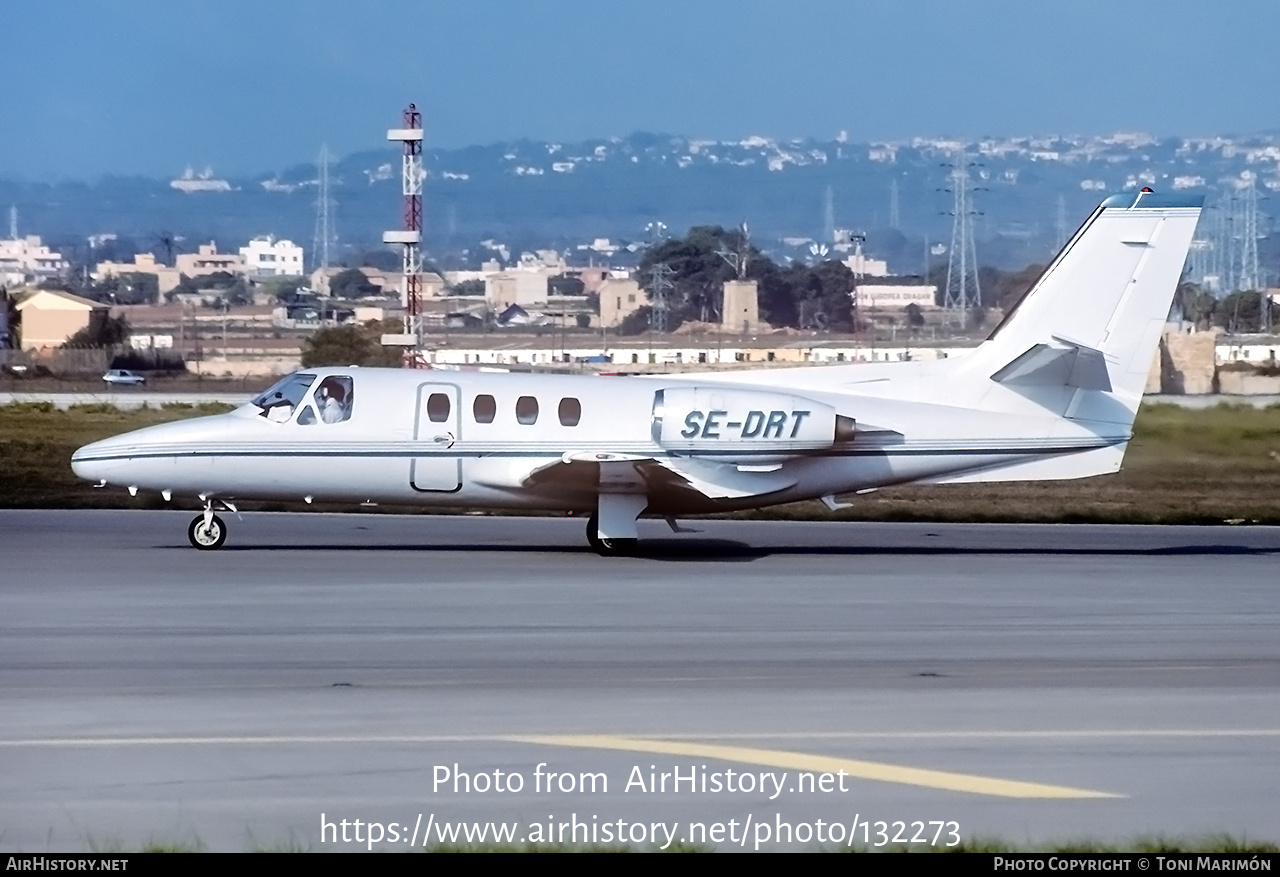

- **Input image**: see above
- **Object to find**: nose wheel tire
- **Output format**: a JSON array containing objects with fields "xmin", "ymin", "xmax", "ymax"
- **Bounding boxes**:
[{"xmin": 188, "ymin": 513, "xmax": 227, "ymax": 550}]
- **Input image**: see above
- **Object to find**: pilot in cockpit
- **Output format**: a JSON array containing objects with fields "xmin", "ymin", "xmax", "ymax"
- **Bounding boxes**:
[{"xmin": 317, "ymin": 376, "xmax": 352, "ymax": 424}]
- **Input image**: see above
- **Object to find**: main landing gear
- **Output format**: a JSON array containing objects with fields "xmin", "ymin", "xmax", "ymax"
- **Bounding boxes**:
[
  {"xmin": 585, "ymin": 512, "xmax": 637, "ymax": 556},
  {"xmin": 585, "ymin": 492, "xmax": 648, "ymax": 555},
  {"xmin": 187, "ymin": 498, "xmax": 237, "ymax": 550}
]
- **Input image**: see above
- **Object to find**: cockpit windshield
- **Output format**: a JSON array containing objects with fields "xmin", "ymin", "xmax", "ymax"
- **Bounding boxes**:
[{"xmin": 251, "ymin": 373, "xmax": 316, "ymax": 422}]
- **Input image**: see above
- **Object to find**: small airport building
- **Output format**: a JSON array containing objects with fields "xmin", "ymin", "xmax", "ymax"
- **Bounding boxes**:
[{"xmin": 14, "ymin": 289, "xmax": 108, "ymax": 350}]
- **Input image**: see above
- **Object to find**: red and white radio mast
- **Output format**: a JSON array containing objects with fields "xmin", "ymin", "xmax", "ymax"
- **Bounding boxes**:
[{"xmin": 382, "ymin": 104, "xmax": 425, "ymax": 366}]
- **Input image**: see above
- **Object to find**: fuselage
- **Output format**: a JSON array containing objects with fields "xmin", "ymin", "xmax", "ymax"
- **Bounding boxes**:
[{"xmin": 70, "ymin": 363, "xmax": 1123, "ymax": 515}]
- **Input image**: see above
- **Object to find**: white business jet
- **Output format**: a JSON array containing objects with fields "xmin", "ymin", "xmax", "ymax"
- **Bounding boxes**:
[{"xmin": 72, "ymin": 191, "xmax": 1201, "ymax": 553}]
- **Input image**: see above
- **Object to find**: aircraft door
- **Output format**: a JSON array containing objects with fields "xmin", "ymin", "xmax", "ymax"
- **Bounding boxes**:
[{"xmin": 410, "ymin": 383, "xmax": 462, "ymax": 492}]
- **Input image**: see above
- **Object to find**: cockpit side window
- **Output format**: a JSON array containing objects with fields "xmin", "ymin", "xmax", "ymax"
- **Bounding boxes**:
[
  {"xmin": 253, "ymin": 373, "xmax": 316, "ymax": 421},
  {"xmin": 313, "ymin": 375, "xmax": 354, "ymax": 424}
]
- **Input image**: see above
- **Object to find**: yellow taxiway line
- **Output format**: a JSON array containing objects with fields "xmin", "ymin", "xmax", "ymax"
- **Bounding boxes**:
[{"xmin": 512, "ymin": 734, "xmax": 1118, "ymax": 799}]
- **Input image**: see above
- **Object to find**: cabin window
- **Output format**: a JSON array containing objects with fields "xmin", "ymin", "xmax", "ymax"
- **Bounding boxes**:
[
  {"xmin": 426, "ymin": 392, "xmax": 451, "ymax": 422},
  {"xmin": 473, "ymin": 394, "xmax": 496, "ymax": 423},
  {"xmin": 314, "ymin": 375, "xmax": 354, "ymax": 423},
  {"xmin": 558, "ymin": 397, "xmax": 581, "ymax": 427},
  {"xmin": 516, "ymin": 395, "xmax": 539, "ymax": 425}
]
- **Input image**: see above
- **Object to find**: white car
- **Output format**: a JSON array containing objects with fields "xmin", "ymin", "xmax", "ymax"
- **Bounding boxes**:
[{"xmin": 102, "ymin": 369, "xmax": 146, "ymax": 386}]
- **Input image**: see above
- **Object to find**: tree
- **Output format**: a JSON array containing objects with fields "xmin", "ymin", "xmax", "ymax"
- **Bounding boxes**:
[
  {"xmin": 636, "ymin": 225, "xmax": 762, "ymax": 325},
  {"xmin": 616, "ymin": 305, "xmax": 653, "ymax": 336},
  {"xmin": 634, "ymin": 227, "xmax": 868, "ymax": 331},
  {"xmin": 81, "ymin": 273, "xmax": 159, "ymax": 306},
  {"xmin": 805, "ymin": 260, "xmax": 855, "ymax": 330},
  {"xmin": 300, "ymin": 320, "xmax": 403, "ymax": 367},
  {"xmin": 764, "ymin": 260, "xmax": 855, "ymax": 331},
  {"xmin": 982, "ymin": 263, "xmax": 1045, "ymax": 311},
  {"xmin": 355, "ymin": 249, "xmax": 402, "ymax": 273},
  {"xmin": 64, "ymin": 313, "xmax": 130, "ymax": 348},
  {"xmin": 1174, "ymin": 281, "xmax": 1216, "ymax": 328},
  {"xmin": 328, "ymin": 268, "xmax": 381, "ymax": 299},
  {"xmin": 1213, "ymin": 290, "xmax": 1265, "ymax": 333},
  {"xmin": 1, "ymin": 289, "xmax": 19, "ymax": 348}
]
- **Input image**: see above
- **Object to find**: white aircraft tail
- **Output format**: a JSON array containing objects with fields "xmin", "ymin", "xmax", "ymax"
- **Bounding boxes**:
[{"xmin": 964, "ymin": 191, "xmax": 1203, "ymax": 423}]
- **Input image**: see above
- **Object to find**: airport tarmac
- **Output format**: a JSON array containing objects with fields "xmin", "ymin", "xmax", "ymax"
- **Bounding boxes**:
[{"xmin": 1, "ymin": 510, "xmax": 1278, "ymax": 851}]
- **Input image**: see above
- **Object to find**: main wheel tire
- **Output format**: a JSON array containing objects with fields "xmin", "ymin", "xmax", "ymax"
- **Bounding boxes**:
[
  {"xmin": 188, "ymin": 513, "xmax": 227, "ymax": 550},
  {"xmin": 585, "ymin": 513, "xmax": 603, "ymax": 551},
  {"xmin": 597, "ymin": 537, "xmax": 638, "ymax": 556}
]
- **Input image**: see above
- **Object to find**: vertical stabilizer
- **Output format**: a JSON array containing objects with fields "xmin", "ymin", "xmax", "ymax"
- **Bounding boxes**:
[{"xmin": 974, "ymin": 192, "xmax": 1202, "ymax": 419}]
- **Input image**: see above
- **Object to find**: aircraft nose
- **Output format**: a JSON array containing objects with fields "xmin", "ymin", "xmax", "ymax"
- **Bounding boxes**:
[
  {"xmin": 70, "ymin": 413, "xmax": 236, "ymax": 486},
  {"xmin": 71, "ymin": 434, "xmax": 133, "ymax": 483}
]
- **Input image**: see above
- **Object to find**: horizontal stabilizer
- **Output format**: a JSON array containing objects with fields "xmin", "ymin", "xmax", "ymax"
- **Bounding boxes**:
[{"xmin": 991, "ymin": 338, "xmax": 1113, "ymax": 392}]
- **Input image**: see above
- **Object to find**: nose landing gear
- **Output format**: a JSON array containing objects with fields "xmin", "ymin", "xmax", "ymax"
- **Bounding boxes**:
[
  {"xmin": 188, "ymin": 512, "xmax": 227, "ymax": 550},
  {"xmin": 187, "ymin": 499, "xmax": 237, "ymax": 550}
]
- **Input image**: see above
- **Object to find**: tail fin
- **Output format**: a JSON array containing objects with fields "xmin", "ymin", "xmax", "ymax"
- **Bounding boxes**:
[{"xmin": 971, "ymin": 191, "xmax": 1203, "ymax": 420}]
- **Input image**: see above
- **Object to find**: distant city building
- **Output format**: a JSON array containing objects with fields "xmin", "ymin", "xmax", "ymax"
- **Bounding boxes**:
[
  {"xmin": 96, "ymin": 243, "xmax": 245, "ymax": 299},
  {"xmin": 486, "ymin": 270, "xmax": 549, "ymax": 310},
  {"xmin": 93, "ymin": 253, "xmax": 181, "ymax": 299},
  {"xmin": 240, "ymin": 236, "xmax": 304, "ymax": 277},
  {"xmin": 598, "ymin": 278, "xmax": 646, "ymax": 328},
  {"xmin": 843, "ymin": 252, "xmax": 889, "ymax": 277},
  {"xmin": 577, "ymin": 238, "xmax": 619, "ymax": 256},
  {"xmin": 443, "ymin": 270, "xmax": 488, "ymax": 287},
  {"xmin": 175, "ymin": 242, "xmax": 244, "ymax": 277},
  {"xmin": 170, "ymin": 166, "xmax": 231, "ymax": 193},
  {"xmin": 0, "ymin": 236, "xmax": 68, "ymax": 286},
  {"xmin": 573, "ymin": 266, "xmax": 612, "ymax": 294},
  {"xmin": 516, "ymin": 250, "xmax": 567, "ymax": 273}
]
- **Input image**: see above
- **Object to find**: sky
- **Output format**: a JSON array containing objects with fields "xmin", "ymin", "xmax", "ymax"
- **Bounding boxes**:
[{"xmin": 6, "ymin": 0, "xmax": 1280, "ymax": 180}]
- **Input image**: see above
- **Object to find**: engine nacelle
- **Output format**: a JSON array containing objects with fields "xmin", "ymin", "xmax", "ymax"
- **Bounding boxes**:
[{"xmin": 652, "ymin": 387, "xmax": 853, "ymax": 462}]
